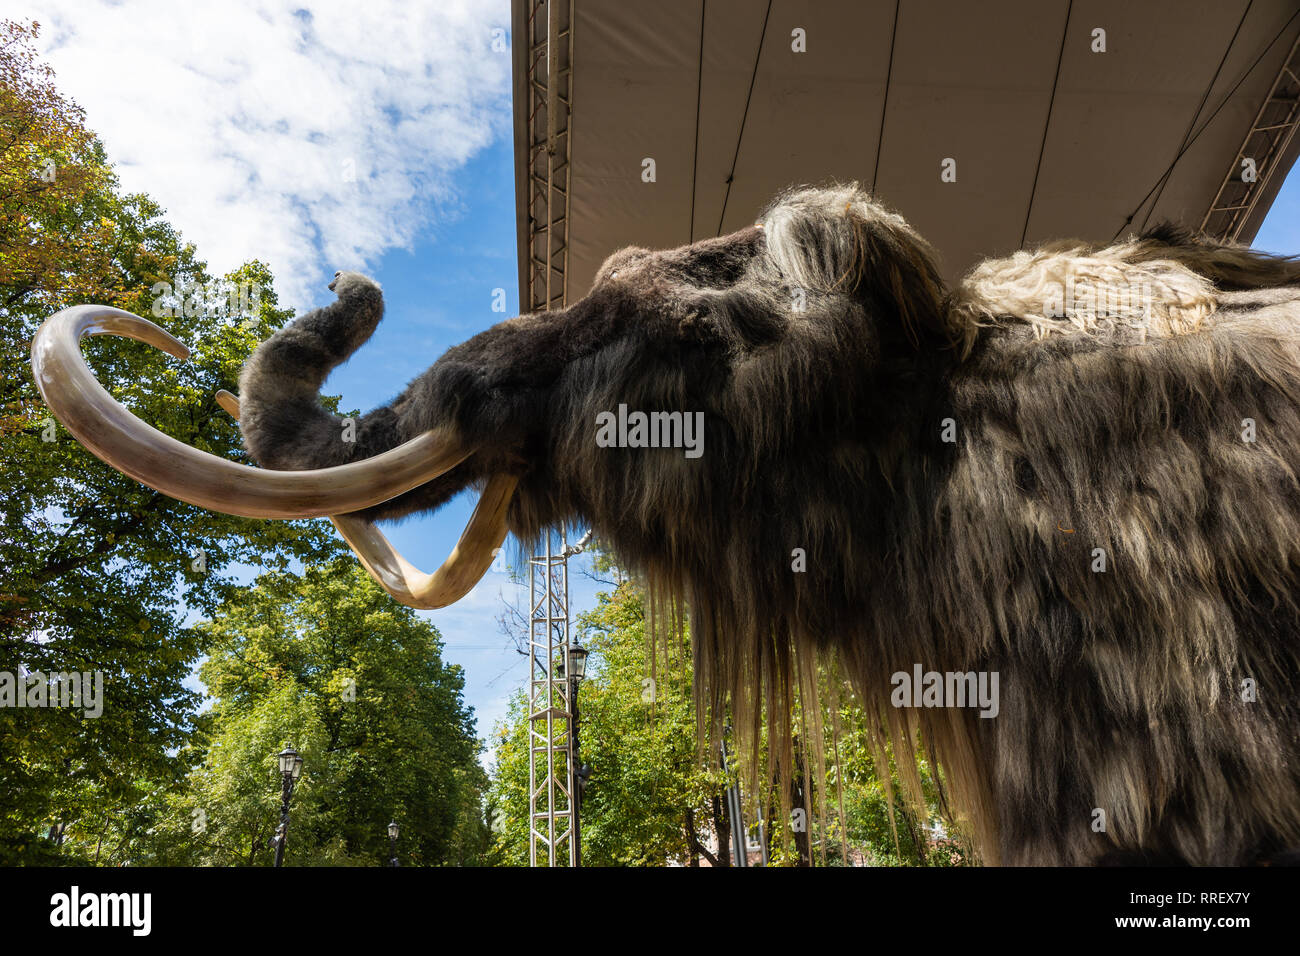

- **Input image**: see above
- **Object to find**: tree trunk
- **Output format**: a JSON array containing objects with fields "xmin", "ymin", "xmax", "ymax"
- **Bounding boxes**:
[
  {"xmin": 791, "ymin": 779, "xmax": 812, "ymax": 867},
  {"xmin": 711, "ymin": 794, "xmax": 731, "ymax": 867},
  {"xmin": 683, "ymin": 807, "xmax": 716, "ymax": 866}
]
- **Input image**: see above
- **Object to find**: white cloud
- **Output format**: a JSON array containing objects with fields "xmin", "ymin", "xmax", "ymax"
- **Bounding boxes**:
[{"xmin": 27, "ymin": 0, "xmax": 511, "ymax": 306}]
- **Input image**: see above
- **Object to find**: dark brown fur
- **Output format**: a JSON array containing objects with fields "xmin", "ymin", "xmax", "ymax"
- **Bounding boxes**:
[{"xmin": 239, "ymin": 185, "xmax": 1300, "ymax": 865}]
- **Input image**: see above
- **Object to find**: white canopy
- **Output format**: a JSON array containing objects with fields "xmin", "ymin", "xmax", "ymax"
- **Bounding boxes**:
[{"xmin": 514, "ymin": 0, "xmax": 1300, "ymax": 301}]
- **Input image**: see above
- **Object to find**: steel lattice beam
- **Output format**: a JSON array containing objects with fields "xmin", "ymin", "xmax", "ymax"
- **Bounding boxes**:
[
  {"xmin": 516, "ymin": 0, "xmax": 580, "ymax": 868},
  {"xmin": 527, "ymin": 532, "xmax": 576, "ymax": 867},
  {"xmin": 1201, "ymin": 32, "xmax": 1300, "ymax": 242},
  {"xmin": 521, "ymin": 0, "xmax": 573, "ymax": 315}
]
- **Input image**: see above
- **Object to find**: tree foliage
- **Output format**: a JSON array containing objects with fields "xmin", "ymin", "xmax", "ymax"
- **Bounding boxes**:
[
  {"xmin": 492, "ymin": 582, "xmax": 737, "ymax": 866},
  {"xmin": 490, "ymin": 575, "xmax": 975, "ymax": 866},
  {"xmin": 0, "ymin": 19, "xmax": 347, "ymax": 862},
  {"xmin": 132, "ymin": 560, "xmax": 491, "ymax": 867}
]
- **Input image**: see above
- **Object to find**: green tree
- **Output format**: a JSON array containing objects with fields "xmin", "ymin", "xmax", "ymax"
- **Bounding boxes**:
[
  {"xmin": 0, "ymin": 19, "xmax": 115, "ymax": 313},
  {"xmin": 136, "ymin": 560, "xmax": 491, "ymax": 867},
  {"xmin": 0, "ymin": 19, "xmax": 346, "ymax": 863},
  {"xmin": 490, "ymin": 576, "xmax": 974, "ymax": 866},
  {"xmin": 830, "ymin": 701, "xmax": 975, "ymax": 867},
  {"xmin": 491, "ymin": 582, "xmax": 735, "ymax": 866}
]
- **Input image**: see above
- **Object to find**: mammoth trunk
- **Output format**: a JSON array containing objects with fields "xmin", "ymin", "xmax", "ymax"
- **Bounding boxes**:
[
  {"xmin": 235, "ymin": 273, "xmax": 555, "ymax": 523},
  {"xmin": 238, "ymin": 272, "xmax": 397, "ymax": 473}
]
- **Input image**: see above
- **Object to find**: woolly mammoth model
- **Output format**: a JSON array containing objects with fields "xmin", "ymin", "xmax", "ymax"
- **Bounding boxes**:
[{"xmin": 31, "ymin": 185, "xmax": 1300, "ymax": 865}]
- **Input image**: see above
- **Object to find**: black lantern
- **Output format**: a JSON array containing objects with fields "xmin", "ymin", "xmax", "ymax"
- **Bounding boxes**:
[
  {"xmin": 567, "ymin": 643, "xmax": 589, "ymax": 682},
  {"xmin": 278, "ymin": 745, "xmax": 302, "ymax": 779},
  {"xmin": 567, "ymin": 642, "xmax": 589, "ymax": 867},
  {"xmin": 273, "ymin": 746, "xmax": 303, "ymax": 868},
  {"xmin": 387, "ymin": 820, "xmax": 400, "ymax": 867}
]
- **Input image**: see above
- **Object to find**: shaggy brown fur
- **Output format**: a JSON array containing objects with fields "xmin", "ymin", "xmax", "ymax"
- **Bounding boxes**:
[{"xmin": 238, "ymin": 184, "xmax": 1300, "ymax": 866}]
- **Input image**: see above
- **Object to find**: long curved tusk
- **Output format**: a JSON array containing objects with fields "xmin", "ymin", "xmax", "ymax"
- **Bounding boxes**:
[
  {"xmin": 331, "ymin": 474, "xmax": 518, "ymax": 608},
  {"xmin": 215, "ymin": 390, "xmax": 515, "ymax": 609},
  {"xmin": 31, "ymin": 305, "xmax": 472, "ymax": 519}
]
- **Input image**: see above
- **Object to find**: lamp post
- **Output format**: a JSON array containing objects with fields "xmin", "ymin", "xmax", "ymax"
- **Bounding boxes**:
[
  {"xmin": 387, "ymin": 821, "xmax": 400, "ymax": 867},
  {"xmin": 567, "ymin": 641, "xmax": 589, "ymax": 866},
  {"xmin": 273, "ymin": 745, "xmax": 303, "ymax": 868}
]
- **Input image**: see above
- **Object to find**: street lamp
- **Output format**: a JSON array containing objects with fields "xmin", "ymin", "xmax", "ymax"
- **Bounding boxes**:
[
  {"xmin": 567, "ymin": 642, "xmax": 589, "ymax": 866},
  {"xmin": 387, "ymin": 821, "xmax": 400, "ymax": 867},
  {"xmin": 273, "ymin": 745, "xmax": 303, "ymax": 868},
  {"xmin": 279, "ymin": 745, "xmax": 304, "ymax": 780},
  {"xmin": 567, "ymin": 642, "xmax": 588, "ymax": 682}
]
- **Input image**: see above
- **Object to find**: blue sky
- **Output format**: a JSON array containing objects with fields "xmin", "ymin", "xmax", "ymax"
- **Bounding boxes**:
[
  {"xmin": 311, "ymin": 118, "xmax": 606, "ymax": 746},
  {"xmin": 28, "ymin": 0, "xmax": 603, "ymax": 750},
  {"xmin": 26, "ymin": 0, "xmax": 1300, "ymax": 758},
  {"xmin": 1252, "ymin": 168, "xmax": 1300, "ymax": 255},
  {"xmin": 326, "ymin": 140, "xmax": 607, "ymax": 747},
  {"xmin": 320, "ymin": 137, "xmax": 608, "ymax": 749}
]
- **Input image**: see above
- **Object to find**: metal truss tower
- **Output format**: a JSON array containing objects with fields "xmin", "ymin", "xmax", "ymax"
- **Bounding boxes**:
[
  {"xmin": 527, "ymin": 531, "xmax": 576, "ymax": 866},
  {"xmin": 526, "ymin": 529, "xmax": 591, "ymax": 867},
  {"xmin": 517, "ymin": 0, "xmax": 583, "ymax": 867},
  {"xmin": 518, "ymin": 0, "xmax": 573, "ymax": 314}
]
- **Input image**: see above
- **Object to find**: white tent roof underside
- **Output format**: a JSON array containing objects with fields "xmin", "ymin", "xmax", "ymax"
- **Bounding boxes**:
[{"xmin": 514, "ymin": 0, "xmax": 1300, "ymax": 300}]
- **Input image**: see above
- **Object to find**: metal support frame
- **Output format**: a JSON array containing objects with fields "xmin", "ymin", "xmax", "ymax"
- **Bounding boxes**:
[
  {"xmin": 1201, "ymin": 32, "xmax": 1300, "ymax": 242},
  {"xmin": 520, "ymin": 0, "xmax": 582, "ymax": 869},
  {"xmin": 525, "ymin": 531, "xmax": 589, "ymax": 867},
  {"xmin": 527, "ymin": 532, "xmax": 576, "ymax": 866},
  {"xmin": 523, "ymin": 0, "xmax": 573, "ymax": 314}
]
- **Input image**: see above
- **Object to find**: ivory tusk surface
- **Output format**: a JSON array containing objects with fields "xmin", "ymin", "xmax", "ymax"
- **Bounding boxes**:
[
  {"xmin": 215, "ymin": 389, "xmax": 515, "ymax": 609},
  {"xmin": 31, "ymin": 305, "xmax": 472, "ymax": 519},
  {"xmin": 330, "ymin": 474, "xmax": 518, "ymax": 609}
]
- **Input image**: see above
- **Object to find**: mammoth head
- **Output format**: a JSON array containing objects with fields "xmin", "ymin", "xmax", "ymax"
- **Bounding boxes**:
[{"xmin": 31, "ymin": 185, "xmax": 953, "ymax": 614}]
